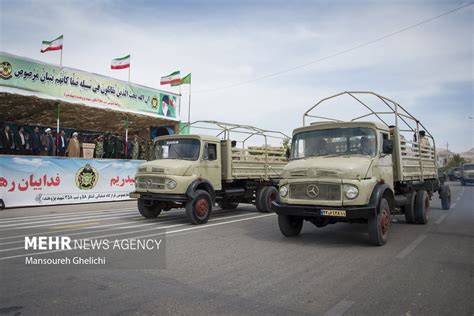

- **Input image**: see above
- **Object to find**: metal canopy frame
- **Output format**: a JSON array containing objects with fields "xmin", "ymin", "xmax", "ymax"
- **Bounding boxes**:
[
  {"xmin": 179, "ymin": 120, "xmax": 289, "ymax": 149},
  {"xmin": 302, "ymin": 91, "xmax": 435, "ymax": 147}
]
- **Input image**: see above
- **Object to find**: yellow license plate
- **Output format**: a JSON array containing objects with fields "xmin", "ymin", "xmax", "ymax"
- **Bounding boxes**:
[
  {"xmin": 130, "ymin": 193, "xmax": 140, "ymax": 199},
  {"xmin": 320, "ymin": 209, "xmax": 346, "ymax": 217}
]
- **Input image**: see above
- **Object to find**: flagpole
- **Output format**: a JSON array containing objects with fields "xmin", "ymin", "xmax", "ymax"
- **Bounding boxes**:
[
  {"xmin": 56, "ymin": 103, "xmax": 60, "ymax": 156},
  {"xmin": 187, "ymin": 83, "xmax": 192, "ymax": 126},
  {"xmin": 128, "ymin": 55, "xmax": 131, "ymax": 83},
  {"xmin": 178, "ymin": 85, "xmax": 182, "ymax": 117},
  {"xmin": 60, "ymin": 48, "xmax": 63, "ymax": 67},
  {"xmin": 125, "ymin": 115, "xmax": 129, "ymax": 158}
]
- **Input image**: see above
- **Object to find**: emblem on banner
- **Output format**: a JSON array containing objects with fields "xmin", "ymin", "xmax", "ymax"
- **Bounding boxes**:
[
  {"xmin": 75, "ymin": 164, "xmax": 99, "ymax": 190},
  {"xmin": 0, "ymin": 62, "xmax": 12, "ymax": 80},
  {"xmin": 151, "ymin": 96, "xmax": 159, "ymax": 109}
]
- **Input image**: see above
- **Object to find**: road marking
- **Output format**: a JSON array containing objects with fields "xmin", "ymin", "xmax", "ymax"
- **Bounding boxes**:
[
  {"xmin": 48, "ymin": 222, "xmax": 100, "ymax": 230},
  {"xmin": 0, "ymin": 211, "xmax": 139, "ymax": 228},
  {"xmin": 0, "ymin": 212, "xmax": 259, "ymax": 253},
  {"xmin": 0, "ymin": 213, "xmax": 275, "ymax": 260},
  {"xmin": 0, "ymin": 207, "xmax": 136, "ymax": 222},
  {"xmin": 435, "ymin": 213, "xmax": 449, "ymax": 225},
  {"xmin": 324, "ymin": 299, "xmax": 354, "ymax": 316},
  {"xmin": 396, "ymin": 234, "xmax": 427, "ymax": 259}
]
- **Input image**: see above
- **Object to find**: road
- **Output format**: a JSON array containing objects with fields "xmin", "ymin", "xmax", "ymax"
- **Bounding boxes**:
[{"xmin": 0, "ymin": 182, "xmax": 472, "ymax": 315}]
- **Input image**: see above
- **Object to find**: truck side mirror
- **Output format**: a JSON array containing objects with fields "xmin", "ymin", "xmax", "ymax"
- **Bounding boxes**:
[{"xmin": 382, "ymin": 139, "xmax": 393, "ymax": 154}]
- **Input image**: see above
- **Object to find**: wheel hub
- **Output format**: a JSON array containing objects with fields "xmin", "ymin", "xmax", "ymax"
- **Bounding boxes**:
[
  {"xmin": 380, "ymin": 208, "xmax": 390, "ymax": 236},
  {"xmin": 195, "ymin": 199, "xmax": 209, "ymax": 218}
]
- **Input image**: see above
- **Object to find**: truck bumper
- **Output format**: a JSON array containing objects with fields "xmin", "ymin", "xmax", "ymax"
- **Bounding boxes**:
[
  {"xmin": 130, "ymin": 192, "xmax": 188, "ymax": 203},
  {"xmin": 272, "ymin": 201, "xmax": 376, "ymax": 220}
]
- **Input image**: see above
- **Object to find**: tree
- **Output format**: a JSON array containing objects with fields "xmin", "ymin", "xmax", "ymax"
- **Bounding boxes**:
[{"xmin": 446, "ymin": 154, "xmax": 466, "ymax": 170}]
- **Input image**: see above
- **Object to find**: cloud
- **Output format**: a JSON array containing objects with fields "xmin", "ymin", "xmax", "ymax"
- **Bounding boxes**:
[{"xmin": 11, "ymin": 157, "xmax": 52, "ymax": 167}]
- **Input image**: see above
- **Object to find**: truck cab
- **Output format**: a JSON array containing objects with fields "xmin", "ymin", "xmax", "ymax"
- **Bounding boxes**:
[{"xmin": 460, "ymin": 163, "xmax": 474, "ymax": 186}]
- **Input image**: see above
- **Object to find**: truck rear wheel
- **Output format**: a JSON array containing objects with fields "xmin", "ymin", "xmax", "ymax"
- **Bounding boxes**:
[
  {"xmin": 259, "ymin": 186, "xmax": 279, "ymax": 213},
  {"xmin": 255, "ymin": 186, "xmax": 265, "ymax": 211},
  {"xmin": 415, "ymin": 190, "xmax": 429, "ymax": 224},
  {"xmin": 440, "ymin": 185, "xmax": 451, "ymax": 210},
  {"xmin": 186, "ymin": 190, "xmax": 212, "ymax": 225},
  {"xmin": 402, "ymin": 192, "xmax": 416, "ymax": 224},
  {"xmin": 138, "ymin": 199, "xmax": 162, "ymax": 218},
  {"xmin": 368, "ymin": 198, "xmax": 390, "ymax": 246},
  {"xmin": 278, "ymin": 215, "xmax": 303, "ymax": 237}
]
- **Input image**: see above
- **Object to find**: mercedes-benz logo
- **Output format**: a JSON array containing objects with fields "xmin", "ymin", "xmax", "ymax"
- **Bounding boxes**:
[
  {"xmin": 146, "ymin": 179, "xmax": 153, "ymax": 188},
  {"xmin": 306, "ymin": 184, "xmax": 320, "ymax": 198}
]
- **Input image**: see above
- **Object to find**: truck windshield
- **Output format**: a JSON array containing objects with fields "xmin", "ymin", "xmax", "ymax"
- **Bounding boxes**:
[
  {"xmin": 291, "ymin": 127, "xmax": 377, "ymax": 159},
  {"xmin": 463, "ymin": 164, "xmax": 474, "ymax": 170},
  {"xmin": 154, "ymin": 139, "xmax": 201, "ymax": 161}
]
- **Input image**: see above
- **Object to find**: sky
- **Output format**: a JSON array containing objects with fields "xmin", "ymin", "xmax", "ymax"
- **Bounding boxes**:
[{"xmin": 0, "ymin": 0, "xmax": 472, "ymax": 152}]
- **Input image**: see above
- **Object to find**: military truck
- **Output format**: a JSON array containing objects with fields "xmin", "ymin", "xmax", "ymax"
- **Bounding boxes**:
[
  {"xmin": 460, "ymin": 163, "xmax": 474, "ymax": 186},
  {"xmin": 130, "ymin": 121, "xmax": 289, "ymax": 224},
  {"xmin": 272, "ymin": 91, "xmax": 451, "ymax": 246}
]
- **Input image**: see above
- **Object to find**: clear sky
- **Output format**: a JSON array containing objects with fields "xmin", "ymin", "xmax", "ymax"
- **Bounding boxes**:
[{"xmin": 0, "ymin": 0, "xmax": 472, "ymax": 152}]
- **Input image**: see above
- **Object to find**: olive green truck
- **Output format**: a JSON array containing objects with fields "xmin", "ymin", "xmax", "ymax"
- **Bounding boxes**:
[
  {"xmin": 131, "ymin": 121, "xmax": 288, "ymax": 224},
  {"xmin": 273, "ymin": 91, "xmax": 451, "ymax": 246}
]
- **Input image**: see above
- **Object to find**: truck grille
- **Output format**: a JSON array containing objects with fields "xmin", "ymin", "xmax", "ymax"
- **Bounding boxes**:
[
  {"xmin": 289, "ymin": 182, "xmax": 341, "ymax": 201},
  {"xmin": 136, "ymin": 176, "xmax": 166, "ymax": 190}
]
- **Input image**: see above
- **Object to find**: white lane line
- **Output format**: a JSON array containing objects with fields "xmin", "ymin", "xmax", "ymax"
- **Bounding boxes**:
[
  {"xmin": 0, "ymin": 212, "xmax": 255, "ymax": 251},
  {"xmin": 435, "ymin": 213, "xmax": 449, "ymax": 225},
  {"xmin": 0, "ymin": 211, "xmax": 139, "ymax": 228},
  {"xmin": 0, "ymin": 213, "xmax": 275, "ymax": 260},
  {"xmin": 324, "ymin": 299, "xmax": 354, "ymax": 316},
  {"xmin": 0, "ymin": 207, "xmax": 136, "ymax": 222},
  {"xmin": 396, "ymin": 234, "xmax": 427, "ymax": 259},
  {"xmin": 0, "ymin": 214, "xmax": 140, "ymax": 231}
]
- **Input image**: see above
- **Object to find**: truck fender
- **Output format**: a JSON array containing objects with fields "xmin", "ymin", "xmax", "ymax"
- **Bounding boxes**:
[
  {"xmin": 186, "ymin": 180, "xmax": 216, "ymax": 202},
  {"xmin": 368, "ymin": 183, "xmax": 394, "ymax": 215}
]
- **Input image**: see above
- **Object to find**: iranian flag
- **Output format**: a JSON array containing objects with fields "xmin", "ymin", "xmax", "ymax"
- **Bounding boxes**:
[
  {"xmin": 160, "ymin": 71, "xmax": 180, "ymax": 85},
  {"xmin": 111, "ymin": 55, "xmax": 131, "ymax": 70},
  {"xmin": 40, "ymin": 35, "xmax": 63, "ymax": 53}
]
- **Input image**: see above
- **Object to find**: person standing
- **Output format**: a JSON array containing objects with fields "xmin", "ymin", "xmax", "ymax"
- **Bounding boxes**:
[
  {"xmin": 95, "ymin": 135, "xmax": 104, "ymax": 158},
  {"xmin": 67, "ymin": 132, "xmax": 81, "ymax": 157},
  {"xmin": 57, "ymin": 130, "xmax": 67, "ymax": 156},
  {"xmin": 104, "ymin": 134, "xmax": 115, "ymax": 158},
  {"xmin": 131, "ymin": 135, "xmax": 140, "ymax": 160},
  {"xmin": 14, "ymin": 126, "xmax": 26, "ymax": 155},
  {"xmin": 42, "ymin": 128, "xmax": 56, "ymax": 156},
  {"xmin": 0, "ymin": 125, "xmax": 13, "ymax": 154},
  {"xmin": 30, "ymin": 126, "xmax": 42, "ymax": 155},
  {"xmin": 114, "ymin": 134, "xmax": 123, "ymax": 159},
  {"xmin": 139, "ymin": 139, "xmax": 147, "ymax": 160}
]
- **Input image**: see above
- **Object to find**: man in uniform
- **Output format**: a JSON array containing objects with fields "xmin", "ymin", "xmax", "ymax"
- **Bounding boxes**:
[
  {"xmin": 131, "ymin": 135, "xmax": 140, "ymax": 160},
  {"xmin": 95, "ymin": 135, "xmax": 104, "ymax": 158}
]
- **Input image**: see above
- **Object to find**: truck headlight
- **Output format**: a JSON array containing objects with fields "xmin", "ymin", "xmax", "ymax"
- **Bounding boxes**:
[
  {"xmin": 344, "ymin": 184, "xmax": 359, "ymax": 199},
  {"xmin": 166, "ymin": 179, "xmax": 177, "ymax": 189},
  {"xmin": 279, "ymin": 185, "xmax": 288, "ymax": 197}
]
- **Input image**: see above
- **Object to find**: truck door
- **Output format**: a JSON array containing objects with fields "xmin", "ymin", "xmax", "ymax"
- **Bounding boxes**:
[
  {"xmin": 201, "ymin": 142, "xmax": 222, "ymax": 190},
  {"xmin": 378, "ymin": 132, "xmax": 394, "ymax": 188}
]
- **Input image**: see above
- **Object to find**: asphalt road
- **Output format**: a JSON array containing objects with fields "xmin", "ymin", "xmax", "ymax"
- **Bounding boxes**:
[{"xmin": 0, "ymin": 181, "xmax": 472, "ymax": 315}]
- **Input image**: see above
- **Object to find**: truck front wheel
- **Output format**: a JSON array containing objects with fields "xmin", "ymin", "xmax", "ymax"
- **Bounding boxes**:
[
  {"xmin": 278, "ymin": 215, "xmax": 303, "ymax": 237},
  {"xmin": 368, "ymin": 198, "xmax": 390, "ymax": 246},
  {"xmin": 415, "ymin": 190, "xmax": 429, "ymax": 224},
  {"xmin": 186, "ymin": 190, "xmax": 212, "ymax": 225},
  {"xmin": 138, "ymin": 199, "xmax": 162, "ymax": 218}
]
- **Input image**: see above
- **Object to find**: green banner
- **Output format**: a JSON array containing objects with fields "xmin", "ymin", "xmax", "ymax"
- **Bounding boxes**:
[{"xmin": 0, "ymin": 52, "xmax": 179, "ymax": 120}]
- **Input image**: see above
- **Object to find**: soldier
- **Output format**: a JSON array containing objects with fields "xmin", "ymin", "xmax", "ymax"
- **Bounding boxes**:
[
  {"xmin": 148, "ymin": 140, "xmax": 155, "ymax": 161},
  {"xmin": 131, "ymin": 135, "xmax": 140, "ymax": 160},
  {"xmin": 114, "ymin": 134, "xmax": 124, "ymax": 159},
  {"xmin": 104, "ymin": 134, "xmax": 115, "ymax": 158},
  {"xmin": 95, "ymin": 135, "xmax": 104, "ymax": 158},
  {"xmin": 139, "ymin": 139, "xmax": 147, "ymax": 160}
]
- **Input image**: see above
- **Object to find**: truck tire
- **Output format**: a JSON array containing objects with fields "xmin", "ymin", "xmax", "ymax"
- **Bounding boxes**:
[
  {"xmin": 278, "ymin": 215, "xmax": 303, "ymax": 237},
  {"xmin": 220, "ymin": 200, "xmax": 239, "ymax": 210},
  {"xmin": 138, "ymin": 199, "xmax": 162, "ymax": 218},
  {"xmin": 414, "ymin": 190, "xmax": 429, "ymax": 224},
  {"xmin": 368, "ymin": 198, "xmax": 390, "ymax": 246},
  {"xmin": 259, "ymin": 186, "xmax": 279, "ymax": 213},
  {"xmin": 186, "ymin": 190, "xmax": 212, "ymax": 225},
  {"xmin": 255, "ymin": 186, "xmax": 265, "ymax": 212},
  {"xmin": 440, "ymin": 185, "xmax": 451, "ymax": 210},
  {"xmin": 402, "ymin": 192, "xmax": 416, "ymax": 224}
]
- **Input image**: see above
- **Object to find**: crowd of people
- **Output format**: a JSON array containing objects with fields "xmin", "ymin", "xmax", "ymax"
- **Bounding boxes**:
[{"xmin": 0, "ymin": 124, "xmax": 154, "ymax": 160}]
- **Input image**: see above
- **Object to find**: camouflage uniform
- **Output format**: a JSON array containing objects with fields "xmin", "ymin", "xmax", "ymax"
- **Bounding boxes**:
[
  {"xmin": 95, "ymin": 139, "xmax": 104, "ymax": 158},
  {"xmin": 139, "ymin": 141, "xmax": 147, "ymax": 160},
  {"xmin": 131, "ymin": 138, "xmax": 140, "ymax": 160}
]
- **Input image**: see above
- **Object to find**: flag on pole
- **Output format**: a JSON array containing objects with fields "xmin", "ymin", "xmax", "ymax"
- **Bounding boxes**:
[
  {"xmin": 111, "ymin": 55, "xmax": 131, "ymax": 70},
  {"xmin": 41, "ymin": 35, "xmax": 63, "ymax": 53},
  {"xmin": 160, "ymin": 71, "xmax": 180, "ymax": 85},
  {"xmin": 171, "ymin": 73, "xmax": 192, "ymax": 86}
]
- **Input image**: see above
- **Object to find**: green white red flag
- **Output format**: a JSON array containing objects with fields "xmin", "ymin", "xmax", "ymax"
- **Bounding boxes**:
[
  {"xmin": 160, "ymin": 71, "xmax": 180, "ymax": 85},
  {"xmin": 40, "ymin": 35, "xmax": 63, "ymax": 53},
  {"xmin": 111, "ymin": 55, "xmax": 130, "ymax": 70}
]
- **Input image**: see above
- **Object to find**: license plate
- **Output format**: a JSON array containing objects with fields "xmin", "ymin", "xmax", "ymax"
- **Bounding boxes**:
[
  {"xmin": 130, "ymin": 193, "xmax": 140, "ymax": 199},
  {"xmin": 320, "ymin": 209, "xmax": 346, "ymax": 217}
]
